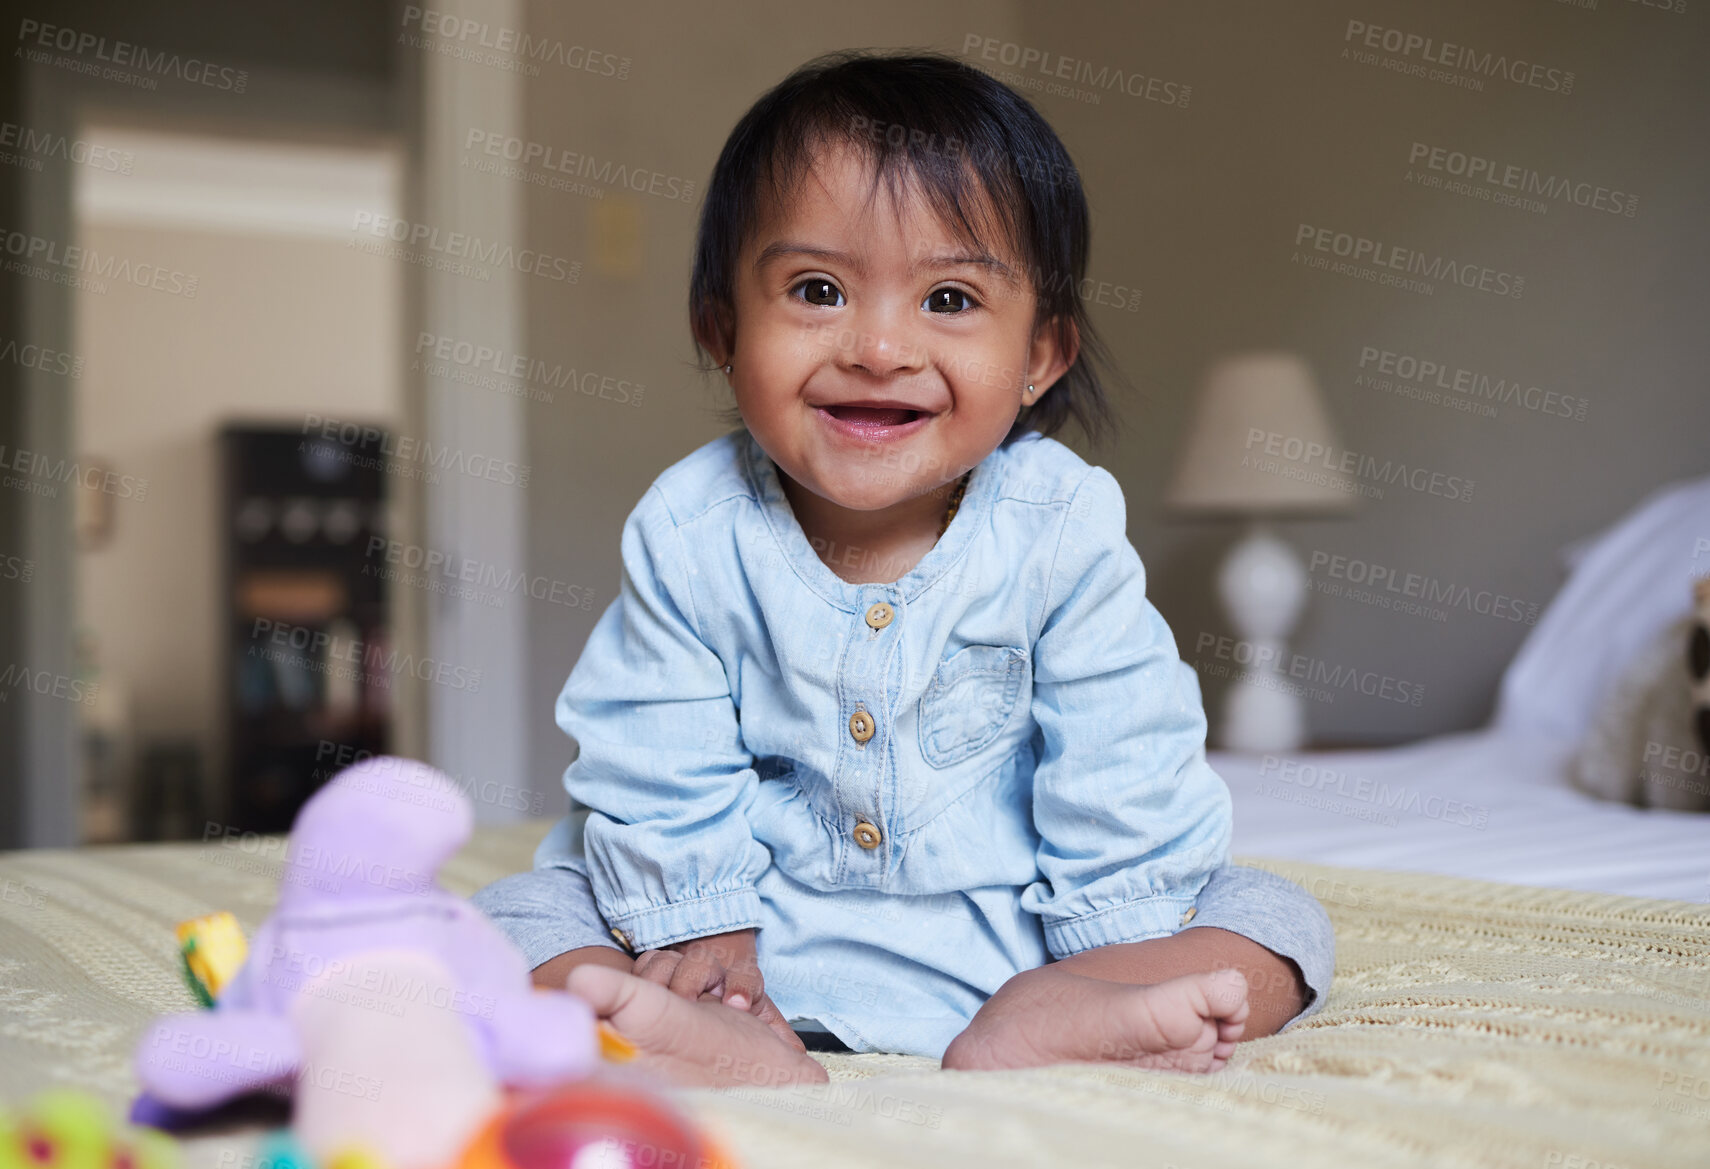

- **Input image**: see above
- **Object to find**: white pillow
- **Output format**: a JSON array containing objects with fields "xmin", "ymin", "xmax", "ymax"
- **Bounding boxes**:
[{"xmin": 1494, "ymin": 474, "xmax": 1710, "ymax": 745}]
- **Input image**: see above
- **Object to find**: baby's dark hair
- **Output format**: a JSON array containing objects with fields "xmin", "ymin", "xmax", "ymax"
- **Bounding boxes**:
[{"xmin": 688, "ymin": 48, "xmax": 1123, "ymax": 450}]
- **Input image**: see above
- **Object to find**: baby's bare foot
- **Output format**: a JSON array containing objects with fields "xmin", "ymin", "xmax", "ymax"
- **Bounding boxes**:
[
  {"xmin": 564, "ymin": 963, "xmax": 830, "ymax": 1090},
  {"xmin": 942, "ymin": 966, "xmax": 1250, "ymax": 1075}
]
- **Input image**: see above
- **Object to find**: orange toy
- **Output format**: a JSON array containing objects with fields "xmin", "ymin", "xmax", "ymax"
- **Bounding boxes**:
[{"xmin": 455, "ymin": 1080, "xmax": 739, "ymax": 1169}]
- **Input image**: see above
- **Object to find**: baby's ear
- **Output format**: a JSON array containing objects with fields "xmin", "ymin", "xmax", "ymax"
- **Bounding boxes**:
[
  {"xmin": 1029, "ymin": 313, "xmax": 1080, "ymax": 390},
  {"xmin": 692, "ymin": 301, "xmax": 736, "ymax": 367}
]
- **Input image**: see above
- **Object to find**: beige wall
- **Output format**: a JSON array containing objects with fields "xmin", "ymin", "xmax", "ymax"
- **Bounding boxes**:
[
  {"xmin": 74, "ymin": 222, "xmax": 400, "ymax": 823},
  {"xmin": 1008, "ymin": 2, "xmax": 1710, "ymax": 740},
  {"xmin": 517, "ymin": 0, "xmax": 1710, "ymax": 781}
]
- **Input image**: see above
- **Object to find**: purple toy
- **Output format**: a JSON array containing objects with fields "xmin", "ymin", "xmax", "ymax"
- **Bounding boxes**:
[{"xmin": 132, "ymin": 756, "xmax": 598, "ymax": 1121}]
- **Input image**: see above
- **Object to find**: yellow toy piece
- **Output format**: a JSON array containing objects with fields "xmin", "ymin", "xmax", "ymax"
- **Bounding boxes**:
[
  {"xmin": 0, "ymin": 1090, "xmax": 180, "ymax": 1169},
  {"xmin": 325, "ymin": 1147, "xmax": 388, "ymax": 1169},
  {"xmin": 594, "ymin": 1022, "xmax": 637, "ymax": 1063},
  {"xmin": 174, "ymin": 912, "xmax": 248, "ymax": 1007}
]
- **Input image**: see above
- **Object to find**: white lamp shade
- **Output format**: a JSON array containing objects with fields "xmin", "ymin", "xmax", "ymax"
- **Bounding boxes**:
[{"xmin": 1167, "ymin": 352, "xmax": 1358, "ymax": 516}]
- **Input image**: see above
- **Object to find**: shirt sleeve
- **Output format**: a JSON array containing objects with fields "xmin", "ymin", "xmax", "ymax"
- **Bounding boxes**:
[
  {"xmin": 1018, "ymin": 466, "xmax": 1233, "ymax": 960},
  {"xmin": 555, "ymin": 485, "xmax": 770, "ymax": 952}
]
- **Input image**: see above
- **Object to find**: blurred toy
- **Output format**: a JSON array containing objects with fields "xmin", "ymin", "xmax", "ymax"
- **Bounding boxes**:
[
  {"xmin": 1, "ymin": 1090, "xmax": 179, "ymax": 1169},
  {"xmin": 132, "ymin": 757, "xmax": 600, "ymax": 1129},
  {"xmin": 130, "ymin": 756, "xmax": 737, "ymax": 1169},
  {"xmin": 168, "ymin": 909, "xmax": 636, "ymax": 1059},
  {"xmin": 456, "ymin": 1082, "xmax": 738, "ymax": 1169},
  {"xmin": 242, "ymin": 1078, "xmax": 740, "ymax": 1169},
  {"xmin": 253, "ymin": 1131, "xmax": 315, "ymax": 1169},
  {"xmin": 282, "ymin": 950, "xmax": 652, "ymax": 1169},
  {"xmin": 290, "ymin": 947, "xmax": 501, "ymax": 1169},
  {"xmin": 296, "ymin": 989, "xmax": 739, "ymax": 1169},
  {"xmin": 595, "ymin": 1024, "xmax": 637, "ymax": 1063},
  {"xmin": 175, "ymin": 911, "xmax": 248, "ymax": 1007}
]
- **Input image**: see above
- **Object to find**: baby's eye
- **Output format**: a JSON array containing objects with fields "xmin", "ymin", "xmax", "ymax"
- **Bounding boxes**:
[
  {"xmin": 791, "ymin": 278, "xmax": 845, "ymax": 308},
  {"xmin": 924, "ymin": 287, "xmax": 978, "ymax": 314}
]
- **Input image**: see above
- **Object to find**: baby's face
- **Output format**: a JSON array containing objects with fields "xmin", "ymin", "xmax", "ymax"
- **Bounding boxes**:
[{"xmin": 728, "ymin": 139, "xmax": 1067, "ymax": 517}]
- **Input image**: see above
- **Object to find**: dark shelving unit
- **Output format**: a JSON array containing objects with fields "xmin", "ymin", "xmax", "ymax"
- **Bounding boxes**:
[{"xmin": 220, "ymin": 424, "xmax": 391, "ymax": 833}]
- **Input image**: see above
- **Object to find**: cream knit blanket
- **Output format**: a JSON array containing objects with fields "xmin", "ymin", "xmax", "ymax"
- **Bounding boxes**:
[{"xmin": 1, "ymin": 821, "xmax": 1705, "ymax": 1168}]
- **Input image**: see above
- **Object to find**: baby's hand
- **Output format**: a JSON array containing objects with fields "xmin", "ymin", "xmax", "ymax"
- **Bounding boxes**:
[
  {"xmin": 633, "ymin": 929, "xmax": 805, "ymax": 1052},
  {"xmin": 635, "ymin": 928, "xmax": 761, "ymax": 1004}
]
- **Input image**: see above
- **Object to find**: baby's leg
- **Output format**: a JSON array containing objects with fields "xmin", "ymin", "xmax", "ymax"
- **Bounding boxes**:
[
  {"xmin": 1193, "ymin": 863, "xmax": 1335, "ymax": 1031},
  {"xmin": 1053, "ymin": 864, "xmax": 1335, "ymax": 1036},
  {"xmin": 565, "ymin": 964, "xmax": 828, "ymax": 1089},
  {"xmin": 942, "ymin": 865, "xmax": 1333, "ymax": 1073},
  {"xmin": 470, "ymin": 866, "xmax": 825, "ymax": 1088},
  {"xmin": 942, "ymin": 963, "xmax": 1250, "ymax": 1074},
  {"xmin": 469, "ymin": 866, "xmax": 634, "ymax": 988}
]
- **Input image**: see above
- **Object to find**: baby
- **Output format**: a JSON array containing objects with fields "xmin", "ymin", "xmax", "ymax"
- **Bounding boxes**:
[{"xmin": 472, "ymin": 49, "xmax": 1333, "ymax": 1088}]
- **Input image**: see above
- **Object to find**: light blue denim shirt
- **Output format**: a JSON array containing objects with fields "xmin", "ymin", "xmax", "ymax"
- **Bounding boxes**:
[{"xmin": 534, "ymin": 426, "xmax": 1233, "ymax": 1056}]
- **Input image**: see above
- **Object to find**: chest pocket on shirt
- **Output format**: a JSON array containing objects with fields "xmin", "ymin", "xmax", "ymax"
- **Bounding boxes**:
[{"xmin": 918, "ymin": 644, "xmax": 1029, "ymax": 769}]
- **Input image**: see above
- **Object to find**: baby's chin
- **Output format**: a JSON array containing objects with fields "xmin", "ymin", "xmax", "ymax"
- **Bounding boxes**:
[{"xmin": 804, "ymin": 472, "xmax": 949, "ymax": 513}]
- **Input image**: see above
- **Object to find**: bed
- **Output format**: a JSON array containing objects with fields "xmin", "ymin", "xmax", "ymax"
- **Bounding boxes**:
[
  {"xmin": 1218, "ymin": 726, "xmax": 1710, "ymax": 903},
  {"xmin": 1218, "ymin": 470, "xmax": 1710, "ymax": 904},
  {"xmin": 2, "ymin": 477, "xmax": 1708, "ymax": 1169},
  {"xmin": 4, "ymin": 823, "xmax": 1708, "ymax": 1169}
]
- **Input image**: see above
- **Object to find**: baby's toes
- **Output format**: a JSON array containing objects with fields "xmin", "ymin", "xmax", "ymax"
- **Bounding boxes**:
[
  {"xmin": 1131, "ymin": 1024, "xmax": 1220, "ymax": 1074},
  {"xmin": 1202, "ymin": 968, "xmax": 1251, "ymax": 1019},
  {"xmin": 1146, "ymin": 971, "xmax": 1246, "ymax": 1046},
  {"xmin": 1115, "ymin": 969, "xmax": 1251, "ymax": 1073},
  {"xmin": 566, "ymin": 964, "xmax": 681, "ymax": 1054}
]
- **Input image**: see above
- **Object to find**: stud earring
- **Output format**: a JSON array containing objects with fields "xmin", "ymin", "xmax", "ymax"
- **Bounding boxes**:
[{"xmin": 722, "ymin": 363, "xmax": 732, "ymax": 374}]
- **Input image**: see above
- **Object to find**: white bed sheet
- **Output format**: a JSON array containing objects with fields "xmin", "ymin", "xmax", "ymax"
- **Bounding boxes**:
[{"xmin": 1214, "ymin": 728, "xmax": 1709, "ymax": 903}]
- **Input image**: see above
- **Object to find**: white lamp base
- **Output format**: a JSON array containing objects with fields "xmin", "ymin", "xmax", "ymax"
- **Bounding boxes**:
[{"xmin": 1214, "ymin": 523, "xmax": 1309, "ymax": 753}]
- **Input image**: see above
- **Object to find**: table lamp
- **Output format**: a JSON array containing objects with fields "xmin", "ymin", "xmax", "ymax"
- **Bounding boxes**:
[{"xmin": 1166, "ymin": 352, "xmax": 1357, "ymax": 752}]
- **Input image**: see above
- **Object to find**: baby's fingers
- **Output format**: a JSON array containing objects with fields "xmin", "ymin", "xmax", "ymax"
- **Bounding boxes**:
[
  {"xmin": 661, "ymin": 953, "xmax": 727, "ymax": 1001},
  {"xmin": 630, "ymin": 949, "xmax": 686, "ymax": 990},
  {"xmin": 634, "ymin": 950, "xmax": 727, "ymax": 1002},
  {"xmin": 722, "ymin": 966, "xmax": 764, "ymax": 1013}
]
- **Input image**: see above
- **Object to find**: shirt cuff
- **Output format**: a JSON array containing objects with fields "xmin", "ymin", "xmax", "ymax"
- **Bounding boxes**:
[
  {"xmin": 605, "ymin": 887, "xmax": 764, "ymax": 952},
  {"xmin": 1043, "ymin": 892, "xmax": 1203, "ymax": 960}
]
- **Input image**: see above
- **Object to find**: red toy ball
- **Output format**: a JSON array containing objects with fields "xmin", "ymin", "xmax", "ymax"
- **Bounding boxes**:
[{"xmin": 457, "ymin": 1080, "xmax": 738, "ymax": 1169}]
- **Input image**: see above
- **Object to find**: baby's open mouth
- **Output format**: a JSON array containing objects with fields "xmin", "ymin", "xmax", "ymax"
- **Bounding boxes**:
[{"xmin": 822, "ymin": 405, "xmax": 924, "ymax": 425}]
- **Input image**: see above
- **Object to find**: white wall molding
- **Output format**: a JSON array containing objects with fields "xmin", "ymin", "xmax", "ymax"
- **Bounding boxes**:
[{"xmin": 417, "ymin": 0, "xmax": 530, "ymax": 820}]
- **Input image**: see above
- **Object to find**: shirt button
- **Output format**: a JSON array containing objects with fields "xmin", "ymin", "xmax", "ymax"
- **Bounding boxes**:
[
  {"xmin": 864, "ymin": 602, "xmax": 894, "ymax": 630},
  {"xmin": 849, "ymin": 709, "xmax": 874, "ymax": 743},
  {"xmin": 1180, "ymin": 907, "xmax": 1198, "ymax": 927},
  {"xmin": 853, "ymin": 821, "xmax": 882, "ymax": 849}
]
